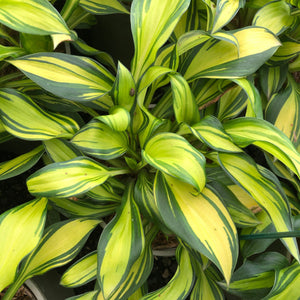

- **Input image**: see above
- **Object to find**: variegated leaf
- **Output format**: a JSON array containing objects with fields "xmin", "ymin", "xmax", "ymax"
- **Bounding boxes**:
[
  {"xmin": 181, "ymin": 27, "xmax": 280, "ymax": 80},
  {"xmin": 271, "ymin": 41, "xmax": 300, "ymax": 63},
  {"xmin": 27, "ymin": 156, "xmax": 129, "ymax": 197},
  {"xmin": 131, "ymin": 0, "xmax": 190, "ymax": 80},
  {"xmin": 0, "ymin": 145, "xmax": 44, "ymax": 180},
  {"xmin": 71, "ymin": 120, "xmax": 128, "ymax": 160},
  {"xmin": 80, "ymin": 0, "xmax": 129, "ymax": 14},
  {"xmin": 223, "ymin": 117, "xmax": 300, "ymax": 178},
  {"xmin": 111, "ymin": 62, "xmax": 135, "ymax": 111},
  {"xmin": 240, "ymin": 210, "xmax": 276, "ymax": 258},
  {"xmin": 265, "ymin": 261, "xmax": 300, "ymax": 299},
  {"xmin": 266, "ymin": 75, "xmax": 300, "ymax": 150},
  {"xmin": 142, "ymin": 132, "xmax": 206, "ymax": 192},
  {"xmin": 7, "ymin": 218, "xmax": 100, "ymax": 295},
  {"xmin": 219, "ymin": 252, "xmax": 289, "ymax": 299},
  {"xmin": 9, "ymin": 53, "xmax": 115, "ymax": 105},
  {"xmin": 43, "ymin": 138, "xmax": 82, "ymax": 163},
  {"xmin": 0, "ymin": 45, "xmax": 26, "ymax": 61},
  {"xmin": 0, "ymin": 88, "xmax": 79, "ymax": 140},
  {"xmin": 86, "ymin": 183, "xmax": 122, "ymax": 203},
  {"xmin": 61, "ymin": 251, "xmax": 97, "ymax": 288},
  {"xmin": 218, "ymin": 152, "xmax": 300, "ymax": 261},
  {"xmin": 0, "ymin": 0, "xmax": 72, "ymax": 38},
  {"xmin": 97, "ymin": 182, "xmax": 145, "ymax": 299},
  {"xmin": 169, "ymin": 73, "xmax": 200, "ymax": 125},
  {"xmin": 0, "ymin": 198, "xmax": 47, "ymax": 292},
  {"xmin": 49, "ymin": 198, "xmax": 118, "ymax": 218},
  {"xmin": 189, "ymin": 115, "xmax": 242, "ymax": 152},
  {"xmin": 154, "ymin": 172, "xmax": 238, "ymax": 284},
  {"xmin": 66, "ymin": 290, "xmax": 100, "ymax": 300},
  {"xmin": 217, "ymin": 85, "xmax": 247, "ymax": 121},
  {"xmin": 252, "ymin": 0, "xmax": 295, "ymax": 36},
  {"xmin": 259, "ymin": 65, "xmax": 288, "ymax": 100},
  {"xmin": 96, "ymin": 106, "xmax": 131, "ymax": 132},
  {"xmin": 211, "ymin": 0, "xmax": 245, "ymax": 34},
  {"xmin": 142, "ymin": 245, "xmax": 194, "ymax": 299}
]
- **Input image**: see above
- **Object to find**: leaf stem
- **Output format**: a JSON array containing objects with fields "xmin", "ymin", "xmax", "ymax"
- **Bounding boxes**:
[{"xmin": 240, "ymin": 231, "xmax": 300, "ymax": 240}]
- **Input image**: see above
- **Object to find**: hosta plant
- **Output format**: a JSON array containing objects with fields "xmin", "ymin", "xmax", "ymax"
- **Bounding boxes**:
[{"xmin": 1, "ymin": 0, "xmax": 300, "ymax": 299}]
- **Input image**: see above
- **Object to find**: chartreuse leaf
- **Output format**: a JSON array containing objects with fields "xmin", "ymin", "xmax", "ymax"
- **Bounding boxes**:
[
  {"xmin": 9, "ymin": 53, "xmax": 115, "ymax": 104},
  {"xmin": 61, "ymin": 251, "xmax": 97, "ymax": 288},
  {"xmin": 5, "ymin": 218, "xmax": 100, "ymax": 297},
  {"xmin": 218, "ymin": 152, "xmax": 300, "ymax": 261},
  {"xmin": 223, "ymin": 117, "xmax": 300, "ymax": 178},
  {"xmin": 143, "ymin": 133, "xmax": 206, "ymax": 192},
  {"xmin": 217, "ymin": 85, "xmax": 247, "ymax": 121},
  {"xmin": 0, "ymin": 198, "xmax": 47, "ymax": 292},
  {"xmin": 111, "ymin": 62, "xmax": 135, "ymax": 111},
  {"xmin": 0, "ymin": 88, "xmax": 79, "ymax": 140},
  {"xmin": 80, "ymin": 0, "xmax": 129, "ymax": 14},
  {"xmin": 0, "ymin": 45, "xmax": 26, "ymax": 61},
  {"xmin": 233, "ymin": 78, "xmax": 263, "ymax": 118},
  {"xmin": 169, "ymin": 73, "xmax": 200, "ymax": 125},
  {"xmin": 211, "ymin": 0, "xmax": 245, "ymax": 34},
  {"xmin": 266, "ymin": 75, "xmax": 300, "ymax": 149},
  {"xmin": 271, "ymin": 40, "xmax": 300, "ymax": 63},
  {"xmin": 131, "ymin": 0, "xmax": 190, "ymax": 80},
  {"xmin": 154, "ymin": 172, "xmax": 238, "ymax": 284},
  {"xmin": 96, "ymin": 106, "xmax": 131, "ymax": 131},
  {"xmin": 240, "ymin": 210, "xmax": 276, "ymax": 258},
  {"xmin": 97, "ymin": 182, "xmax": 145, "ymax": 299},
  {"xmin": 219, "ymin": 252, "xmax": 289, "ymax": 299},
  {"xmin": 66, "ymin": 290, "xmax": 100, "ymax": 300},
  {"xmin": 265, "ymin": 261, "xmax": 300, "ymax": 299},
  {"xmin": 189, "ymin": 115, "xmax": 242, "ymax": 152},
  {"xmin": 71, "ymin": 120, "xmax": 128, "ymax": 160},
  {"xmin": 87, "ymin": 183, "xmax": 122, "ymax": 203},
  {"xmin": 49, "ymin": 198, "xmax": 118, "ymax": 218},
  {"xmin": 43, "ymin": 139, "xmax": 82, "ymax": 162},
  {"xmin": 181, "ymin": 27, "xmax": 280, "ymax": 80},
  {"xmin": 0, "ymin": 145, "xmax": 44, "ymax": 180},
  {"xmin": 190, "ymin": 260, "xmax": 224, "ymax": 300},
  {"xmin": 27, "ymin": 156, "xmax": 129, "ymax": 197},
  {"xmin": 0, "ymin": 0, "xmax": 71, "ymax": 36},
  {"xmin": 252, "ymin": 0, "xmax": 295, "ymax": 36},
  {"xmin": 259, "ymin": 65, "xmax": 288, "ymax": 100},
  {"xmin": 142, "ymin": 245, "xmax": 194, "ymax": 300}
]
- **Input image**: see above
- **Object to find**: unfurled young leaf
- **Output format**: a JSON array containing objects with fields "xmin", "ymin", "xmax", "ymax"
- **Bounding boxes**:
[
  {"xmin": 61, "ymin": 251, "xmax": 97, "ymax": 288},
  {"xmin": 169, "ymin": 73, "xmax": 200, "ymax": 125},
  {"xmin": 27, "ymin": 156, "xmax": 128, "ymax": 197},
  {"xmin": 154, "ymin": 172, "xmax": 238, "ymax": 284},
  {"xmin": 143, "ymin": 132, "xmax": 206, "ymax": 192},
  {"xmin": 141, "ymin": 246, "xmax": 194, "ymax": 299},
  {"xmin": 0, "ymin": 145, "xmax": 44, "ymax": 180},
  {"xmin": 9, "ymin": 53, "xmax": 115, "ymax": 104},
  {"xmin": 80, "ymin": 0, "xmax": 129, "ymax": 15},
  {"xmin": 97, "ymin": 182, "xmax": 145, "ymax": 299},
  {"xmin": 131, "ymin": 0, "xmax": 190, "ymax": 80},
  {"xmin": 0, "ymin": 198, "xmax": 47, "ymax": 292},
  {"xmin": 0, "ymin": 88, "xmax": 79, "ymax": 140},
  {"xmin": 71, "ymin": 120, "xmax": 129, "ymax": 160},
  {"xmin": 111, "ymin": 62, "xmax": 136, "ymax": 111}
]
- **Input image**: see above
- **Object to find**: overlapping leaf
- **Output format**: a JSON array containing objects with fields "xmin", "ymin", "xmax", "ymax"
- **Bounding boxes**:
[
  {"xmin": 218, "ymin": 152, "xmax": 299, "ymax": 261},
  {"xmin": 71, "ymin": 120, "xmax": 128, "ymax": 160},
  {"xmin": 0, "ymin": 88, "xmax": 79, "ymax": 140},
  {"xmin": 0, "ymin": 198, "xmax": 47, "ymax": 292},
  {"xmin": 97, "ymin": 182, "xmax": 145, "ymax": 299},
  {"xmin": 9, "ymin": 53, "xmax": 115, "ymax": 105},
  {"xmin": 143, "ymin": 132, "xmax": 206, "ymax": 192},
  {"xmin": 154, "ymin": 172, "xmax": 238, "ymax": 284},
  {"xmin": 80, "ymin": 0, "xmax": 129, "ymax": 14},
  {"xmin": 27, "ymin": 156, "xmax": 128, "ymax": 197}
]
